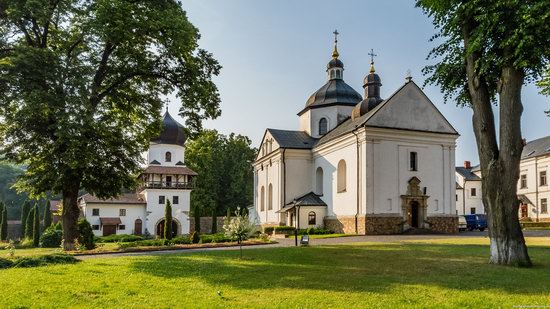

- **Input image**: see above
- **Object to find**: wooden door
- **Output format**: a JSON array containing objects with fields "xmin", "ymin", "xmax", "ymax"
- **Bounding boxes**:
[
  {"xmin": 134, "ymin": 219, "xmax": 143, "ymax": 235},
  {"xmin": 103, "ymin": 225, "xmax": 116, "ymax": 236}
]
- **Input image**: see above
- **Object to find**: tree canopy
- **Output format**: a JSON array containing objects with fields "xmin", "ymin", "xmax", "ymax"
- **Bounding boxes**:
[
  {"xmin": 185, "ymin": 130, "xmax": 255, "ymax": 232},
  {"xmin": 0, "ymin": 0, "xmax": 221, "ymax": 249}
]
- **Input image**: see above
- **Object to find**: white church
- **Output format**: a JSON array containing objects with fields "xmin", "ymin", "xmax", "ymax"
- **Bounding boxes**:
[
  {"xmin": 253, "ymin": 34, "xmax": 459, "ymax": 234},
  {"xmin": 79, "ymin": 112, "xmax": 197, "ymax": 237}
]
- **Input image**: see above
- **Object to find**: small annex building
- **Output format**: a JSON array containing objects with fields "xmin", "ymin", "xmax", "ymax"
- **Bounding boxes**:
[{"xmin": 79, "ymin": 112, "xmax": 197, "ymax": 237}]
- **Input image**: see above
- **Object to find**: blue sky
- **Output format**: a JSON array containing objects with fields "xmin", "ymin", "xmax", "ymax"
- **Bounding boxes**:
[{"xmin": 172, "ymin": 0, "xmax": 550, "ymax": 165}]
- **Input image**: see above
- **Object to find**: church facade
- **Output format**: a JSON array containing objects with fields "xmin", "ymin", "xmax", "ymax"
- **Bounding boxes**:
[
  {"xmin": 80, "ymin": 112, "xmax": 197, "ymax": 237},
  {"xmin": 253, "ymin": 36, "xmax": 459, "ymax": 234}
]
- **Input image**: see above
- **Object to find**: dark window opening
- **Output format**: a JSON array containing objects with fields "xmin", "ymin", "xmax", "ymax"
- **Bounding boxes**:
[
  {"xmin": 92, "ymin": 209, "xmax": 99, "ymax": 216},
  {"xmin": 410, "ymin": 152, "xmax": 418, "ymax": 171},
  {"xmin": 308, "ymin": 212, "xmax": 316, "ymax": 225},
  {"xmin": 159, "ymin": 195, "xmax": 165, "ymax": 204}
]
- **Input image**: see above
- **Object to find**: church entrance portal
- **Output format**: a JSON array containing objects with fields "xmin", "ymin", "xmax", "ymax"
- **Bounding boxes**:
[
  {"xmin": 156, "ymin": 219, "xmax": 178, "ymax": 238},
  {"xmin": 409, "ymin": 201, "xmax": 420, "ymax": 228}
]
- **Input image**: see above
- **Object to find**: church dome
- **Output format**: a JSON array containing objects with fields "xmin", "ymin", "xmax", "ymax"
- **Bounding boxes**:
[
  {"xmin": 352, "ymin": 61, "xmax": 384, "ymax": 120},
  {"xmin": 327, "ymin": 58, "xmax": 344, "ymax": 69},
  {"xmin": 305, "ymin": 79, "xmax": 362, "ymax": 109},
  {"xmin": 151, "ymin": 111, "xmax": 187, "ymax": 146}
]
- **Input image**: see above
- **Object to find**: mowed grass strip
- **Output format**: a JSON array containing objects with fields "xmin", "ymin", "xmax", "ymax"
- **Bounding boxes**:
[{"xmin": 0, "ymin": 237, "xmax": 549, "ymax": 308}]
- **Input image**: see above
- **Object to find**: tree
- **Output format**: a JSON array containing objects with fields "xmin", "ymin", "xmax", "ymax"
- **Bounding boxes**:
[
  {"xmin": 32, "ymin": 205, "xmax": 40, "ymax": 247},
  {"xmin": 77, "ymin": 219, "xmax": 95, "ymax": 250},
  {"xmin": 0, "ymin": 202, "xmax": 7, "ymax": 241},
  {"xmin": 25, "ymin": 206, "xmax": 35, "ymax": 239},
  {"xmin": 223, "ymin": 208, "xmax": 257, "ymax": 259},
  {"xmin": 0, "ymin": 162, "xmax": 29, "ymax": 220},
  {"xmin": 20, "ymin": 201, "xmax": 30, "ymax": 237},
  {"xmin": 186, "ymin": 130, "xmax": 256, "ymax": 233},
  {"xmin": 416, "ymin": 0, "xmax": 550, "ymax": 266},
  {"xmin": 0, "ymin": 1, "xmax": 221, "ymax": 250},
  {"xmin": 43, "ymin": 200, "xmax": 52, "ymax": 228},
  {"xmin": 164, "ymin": 199, "xmax": 173, "ymax": 240}
]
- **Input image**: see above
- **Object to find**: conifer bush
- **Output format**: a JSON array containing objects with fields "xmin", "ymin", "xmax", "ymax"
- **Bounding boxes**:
[
  {"xmin": 40, "ymin": 226, "xmax": 63, "ymax": 248},
  {"xmin": 77, "ymin": 219, "xmax": 95, "ymax": 250},
  {"xmin": 32, "ymin": 206, "xmax": 40, "ymax": 247}
]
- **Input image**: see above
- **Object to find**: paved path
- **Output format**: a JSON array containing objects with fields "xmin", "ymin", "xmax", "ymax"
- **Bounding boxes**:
[{"xmin": 76, "ymin": 230, "xmax": 550, "ymax": 260}]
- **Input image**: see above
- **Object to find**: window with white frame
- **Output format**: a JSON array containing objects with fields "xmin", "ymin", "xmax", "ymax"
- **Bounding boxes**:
[
  {"xmin": 520, "ymin": 174, "xmax": 527, "ymax": 189},
  {"xmin": 540, "ymin": 171, "xmax": 547, "ymax": 186},
  {"xmin": 409, "ymin": 151, "xmax": 418, "ymax": 171}
]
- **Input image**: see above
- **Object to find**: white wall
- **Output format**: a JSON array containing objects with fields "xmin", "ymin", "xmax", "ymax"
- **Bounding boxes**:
[
  {"xmin": 82, "ymin": 203, "xmax": 146, "ymax": 237},
  {"xmin": 518, "ymin": 155, "xmax": 550, "ymax": 221},
  {"xmin": 147, "ymin": 144, "xmax": 185, "ymax": 166},
  {"xmin": 299, "ymin": 106, "xmax": 354, "ymax": 138},
  {"xmin": 454, "ymin": 174, "xmax": 484, "ymax": 215},
  {"xmin": 143, "ymin": 189, "xmax": 191, "ymax": 235}
]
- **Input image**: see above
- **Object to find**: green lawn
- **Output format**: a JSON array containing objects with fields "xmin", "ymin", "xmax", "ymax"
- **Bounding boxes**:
[{"xmin": 1, "ymin": 237, "xmax": 549, "ymax": 308}]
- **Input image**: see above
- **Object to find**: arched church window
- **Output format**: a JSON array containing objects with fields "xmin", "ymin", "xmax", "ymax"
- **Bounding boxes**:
[
  {"xmin": 308, "ymin": 211, "xmax": 316, "ymax": 225},
  {"xmin": 337, "ymin": 160, "xmax": 347, "ymax": 193},
  {"xmin": 319, "ymin": 118, "xmax": 328, "ymax": 135},
  {"xmin": 316, "ymin": 167, "xmax": 324, "ymax": 195},
  {"xmin": 330, "ymin": 70, "xmax": 335, "ymax": 79},
  {"xmin": 260, "ymin": 186, "xmax": 265, "ymax": 211},
  {"xmin": 268, "ymin": 184, "xmax": 273, "ymax": 210},
  {"xmin": 165, "ymin": 152, "xmax": 172, "ymax": 162}
]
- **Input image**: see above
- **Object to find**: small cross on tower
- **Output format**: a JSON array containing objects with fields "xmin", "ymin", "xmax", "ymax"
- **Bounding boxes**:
[
  {"xmin": 368, "ymin": 48, "xmax": 377, "ymax": 64},
  {"xmin": 333, "ymin": 29, "xmax": 339, "ymax": 44}
]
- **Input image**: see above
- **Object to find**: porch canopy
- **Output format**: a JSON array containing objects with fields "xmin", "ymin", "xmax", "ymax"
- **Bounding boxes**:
[
  {"xmin": 277, "ymin": 192, "xmax": 327, "ymax": 213},
  {"xmin": 100, "ymin": 217, "xmax": 122, "ymax": 225},
  {"xmin": 518, "ymin": 194, "xmax": 533, "ymax": 205}
]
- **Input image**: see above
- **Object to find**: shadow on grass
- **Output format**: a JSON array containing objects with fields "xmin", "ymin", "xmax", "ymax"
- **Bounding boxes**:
[{"xmin": 129, "ymin": 242, "xmax": 550, "ymax": 295}]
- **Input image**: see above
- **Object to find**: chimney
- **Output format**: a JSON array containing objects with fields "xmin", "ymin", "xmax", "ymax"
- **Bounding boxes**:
[{"xmin": 464, "ymin": 161, "xmax": 471, "ymax": 169}]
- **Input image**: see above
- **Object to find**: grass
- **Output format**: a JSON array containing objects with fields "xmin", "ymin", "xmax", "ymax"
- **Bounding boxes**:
[{"xmin": 0, "ymin": 237, "xmax": 549, "ymax": 307}]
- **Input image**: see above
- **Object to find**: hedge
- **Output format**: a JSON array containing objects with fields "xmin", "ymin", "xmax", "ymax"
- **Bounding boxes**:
[
  {"xmin": 0, "ymin": 254, "xmax": 78, "ymax": 269},
  {"xmin": 96, "ymin": 235, "xmax": 144, "ymax": 243}
]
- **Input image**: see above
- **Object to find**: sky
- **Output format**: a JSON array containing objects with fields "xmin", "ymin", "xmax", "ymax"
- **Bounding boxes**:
[{"xmin": 171, "ymin": 0, "xmax": 550, "ymax": 166}]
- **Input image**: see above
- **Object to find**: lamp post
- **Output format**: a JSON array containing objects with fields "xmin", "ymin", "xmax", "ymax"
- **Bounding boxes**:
[{"xmin": 293, "ymin": 200, "xmax": 298, "ymax": 247}]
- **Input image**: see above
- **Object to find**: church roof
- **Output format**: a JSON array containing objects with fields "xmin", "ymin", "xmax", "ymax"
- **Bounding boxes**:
[
  {"xmin": 521, "ymin": 135, "xmax": 550, "ymax": 159},
  {"xmin": 142, "ymin": 165, "xmax": 198, "ymax": 176},
  {"xmin": 290, "ymin": 192, "xmax": 327, "ymax": 206},
  {"xmin": 455, "ymin": 167, "xmax": 481, "ymax": 181},
  {"xmin": 298, "ymin": 79, "xmax": 362, "ymax": 116},
  {"xmin": 151, "ymin": 111, "xmax": 187, "ymax": 146},
  {"xmin": 316, "ymin": 80, "xmax": 458, "ymax": 146},
  {"xmin": 267, "ymin": 129, "xmax": 318, "ymax": 149}
]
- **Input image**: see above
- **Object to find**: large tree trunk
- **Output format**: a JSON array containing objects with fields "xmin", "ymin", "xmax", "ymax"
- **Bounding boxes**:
[
  {"xmin": 463, "ymin": 20, "xmax": 532, "ymax": 266},
  {"xmin": 61, "ymin": 181, "xmax": 81, "ymax": 251}
]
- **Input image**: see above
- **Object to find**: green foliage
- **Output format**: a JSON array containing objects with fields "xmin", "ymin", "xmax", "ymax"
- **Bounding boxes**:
[
  {"xmin": 0, "ymin": 0, "xmax": 221, "ymax": 248},
  {"xmin": 54, "ymin": 222, "xmax": 62, "ymax": 231},
  {"xmin": 96, "ymin": 235, "xmax": 143, "ymax": 243},
  {"xmin": 164, "ymin": 200, "xmax": 173, "ymax": 240},
  {"xmin": 200, "ymin": 233, "xmax": 231, "ymax": 244},
  {"xmin": 186, "ymin": 130, "xmax": 256, "ymax": 232},
  {"xmin": 77, "ymin": 219, "xmax": 95, "ymax": 250},
  {"xmin": 10, "ymin": 254, "xmax": 78, "ymax": 268},
  {"xmin": 32, "ymin": 205, "xmax": 40, "ymax": 247},
  {"xmin": 0, "ymin": 202, "xmax": 7, "ymax": 240},
  {"xmin": 43, "ymin": 200, "xmax": 52, "ymax": 228},
  {"xmin": 222, "ymin": 208, "xmax": 257, "ymax": 244},
  {"xmin": 117, "ymin": 239, "xmax": 172, "ymax": 249},
  {"xmin": 39, "ymin": 226, "xmax": 63, "ymax": 248},
  {"xmin": 0, "ymin": 258, "xmax": 14, "ymax": 269},
  {"xmin": 273, "ymin": 226, "xmax": 296, "ymax": 233},
  {"xmin": 0, "ymin": 163, "xmax": 29, "ymax": 220},
  {"xmin": 297, "ymin": 228, "xmax": 334, "ymax": 235},
  {"xmin": 416, "ymin": 0, "xmax": 550, "ymax": 105},
  {"xmin": 172, "ymin": 236, "xmax": 192, "ymax": 245},
  {"xmin": 24, "ymin": 206, "xmax": 35, "ymax": 239},
  {"xmin": 191, "ymin": 231, "xmax": 200, "ymax": 244},
  {"xmin": 20, "ymin": 201, "xmax": 30, "ymax": 237},
  {"xmin": 263, "ymin": 227, "xmax": 275, "ymax": 234}
]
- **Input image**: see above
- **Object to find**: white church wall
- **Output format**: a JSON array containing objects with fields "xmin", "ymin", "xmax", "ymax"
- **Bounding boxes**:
[
  {"xmin": 254, "ymin": 151, "xmax": 283, "ymax": 225},
  {"xmin": 148, "ymin": 144, "xmax": 185, "ymax": 166},
  {"xmin": 82, "ymin": 203, "xmax": 146, "ymax": 237},
  {"xmin": 302, "ymin": 105, "xmax": 353, "ymax": 139},
  {"xmin": 284, "ymin": 150, "xmax": 313, "ymax": 204},
  {"xmin": 313, "ymin": 134, "xmax": 358, "ymax": 217},
  {"xmin": 296, "ymin": 206, "xmax": 326, "ymax": 229},
  {"xmin": 143, "ymin": 189, "xmax": 191, "ymax": 235},
  {"xmin": 367, "ymin": 128, "xmax": 457, "ymax": 217}
]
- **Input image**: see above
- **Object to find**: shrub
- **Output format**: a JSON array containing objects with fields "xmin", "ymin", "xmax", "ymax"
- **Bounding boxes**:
[
  {"xmin": 77, "ymin": 219, "xmax": 95, "ymax": 250},
  {"xmin": 117, "ymin": 239, "xmax": 168, "ymax": 249},
  {"xmin": 12, "ymin": 254, "xmax": 78, "ymax": 268},
  {"xmin": 40, "ymin": 227, "xmax": 63, "ymax": 248},
  {"xmin": 258, "ymin": 233, "xmax": 270, "ymax": 242},
  {"xmin": 0, "ymin": 258, "xmax": 14, "ymax": 269},
  {"xmin": 263, "ymin": 227, "xmax": 275, "ymax": 234},
  {"xmin": 191, "ymin": 231, "xmax": 200, "ymax": 244},
  {"xmin": 32, "ymin": 205, "xmax": 40, "ymax": 247},
  {"xmin": 96, "ymin": 235, "xmax": 144, "ymax": 243},
  {"xmin": 164, "ymin": 200, "xmax": 173, "ymax": 240},
  {"xmin": 19, "ymin": 238, "xmax": 34, "ymax": 249},
  {"xmin": 273, "ymin": 226, "xmax": 295, "ymax": 233},
  {"xmin": 200, "ymin": 236, "xmax": 212, "ymax": 244},
  {"xmin": 200, "ymin": 233, "xmax": 231, "ymax": 244},
  {"xmin": 172, "ymin": 236, "xmax": 191, "ymax": 245},
  {"xmin": 54, "ymin": 222, "xmax": 62, "ymax": 230}
]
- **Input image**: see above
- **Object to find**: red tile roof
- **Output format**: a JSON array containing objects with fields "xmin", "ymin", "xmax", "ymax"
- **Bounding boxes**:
[
  {"xmin": 79, "ymin": 193, "xmax": 146, "ymax": 205},
  {"xmin": 142, "ymin": 166, "xmax": 198, "ymax": 176}
]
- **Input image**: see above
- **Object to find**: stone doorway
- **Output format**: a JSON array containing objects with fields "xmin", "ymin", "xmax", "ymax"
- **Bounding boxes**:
[{"xmin": 401, "ymin": 177, "xmax": 429, "ymax": 230}]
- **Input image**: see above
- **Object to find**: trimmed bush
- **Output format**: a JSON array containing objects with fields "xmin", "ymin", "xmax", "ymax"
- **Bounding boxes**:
[
  {"xmin": 172, "ymin": 236, "xmax": 191, "ymax": 245},
  {"xmin": 274, "ymin": 226, "xmax": 296, "ymax": 233},
  {"xmin": 118, "ymin": 239, "xmax": 168, "ymax": 249},
  {"xmin": 40, "ymin": 227, "xmax": 63, "ymax": 248},
  {"xmin": 96, "ymin": 235, "xmax": 144, "ymax": 243},
  {"xmin": 0, "ymin": 203, "xmax": 7, "ymax": 241},
  {"xmin": 191, "ymin": 231, "xmax": 200, "ymax": 244},
  {"xmin": 25, "ymin": 206, "xmax": 35, "ymax": 239},
  {"xmin": 200, "ymin": 233, "xmax": 232, "ymax": 243},
  {"xmin": 77, "ymin": 219, "xmax": 95, "ymax": 250},
  {"xmin": 263, "ymin": 227, "xmax": 275, "ymax": 234},
  {"xmin": 20, "ymin": 201, "xmax": 30, "ymax": 237},
  {"xmin": 164, "ymin": 200, "xmax": 173, "ymax": 240},
  {"xmin": 12, "ymin": 254, "xmax": 78, "ymax": 268},
  {"xmin": 0, "ymin": 258, "xmax": 13, "ymax": 269},
  {"xmin": 43, "ymin": 200, "xmax": 52, "ymax": 228},
  {"xmin": 32, "ymin": 205, "xmax": 40, "ymax": 247}
]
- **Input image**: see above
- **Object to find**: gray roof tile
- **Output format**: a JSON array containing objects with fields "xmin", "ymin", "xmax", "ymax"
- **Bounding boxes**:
[{"xmin": 267, "ymin": 129, "xmax": 318, "ymax": 149}]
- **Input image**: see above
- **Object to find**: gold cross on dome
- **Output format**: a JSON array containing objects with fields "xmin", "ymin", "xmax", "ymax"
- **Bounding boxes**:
[{"xmin": 368, "ymin": 49, "xmax": 377, "ymax": 64}]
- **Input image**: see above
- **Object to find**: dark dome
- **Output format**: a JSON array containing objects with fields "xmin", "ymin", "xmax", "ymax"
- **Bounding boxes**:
[
  {"xmin": 364, "ymin": 72, "xmax": 381, "ymax": 84},
  {"xmin": 327, "ymin": 58, "xmax": 344, "ymax": 69},
  {"xmin": 304, "ymin": 79, "xmax": 362, "ymax": 109},
  {"xmin": 151, "ymin": 112, "xmax": 187, "ymax": 146}
]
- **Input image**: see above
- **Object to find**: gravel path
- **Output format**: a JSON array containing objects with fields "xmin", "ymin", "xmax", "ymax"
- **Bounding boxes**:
[{"xmin": 76, "ymin": 230, "xmax": 550, "ymax": 260}]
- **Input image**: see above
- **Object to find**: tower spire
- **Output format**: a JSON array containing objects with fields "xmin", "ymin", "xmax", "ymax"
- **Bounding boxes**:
[
  {"xmin": 368, "ymin": 49, "xmax": 377, "ymax": 73},
  {"xmin": 332, "ymin": 29, "xmax": 339, "ymax": 58}
]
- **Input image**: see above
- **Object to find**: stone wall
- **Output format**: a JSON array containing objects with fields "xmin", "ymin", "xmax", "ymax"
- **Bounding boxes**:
[
  {"xmin": 7, "ymin": 221, "xmax": 22, "ymax": 240},
  {"xmin": 324, "ymin": 216, "xmax": 361, "ymax": 234},
  {"xmin": 427, "ymin": 216, "xmax": 458, "ymax": 234},
  {"xmin": 365, "ymin": 216, "xmax": 404, "ymax": 235},
  {"xmin": 189, "ymin": 217, "xmax": 232, "ymax": 234}
]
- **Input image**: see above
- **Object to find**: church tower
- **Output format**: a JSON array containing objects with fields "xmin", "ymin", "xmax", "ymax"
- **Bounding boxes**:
[
  {"xmin": 298, "ymin": 31, "xmax": 362, "ymax": 138},
  {"xmin": 352, "ymin": 50, "xmax": 384, "ymax": 120},
  {"xmin": 138, "ymin": 111, "xmax": 197, "ymax": 236}
]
